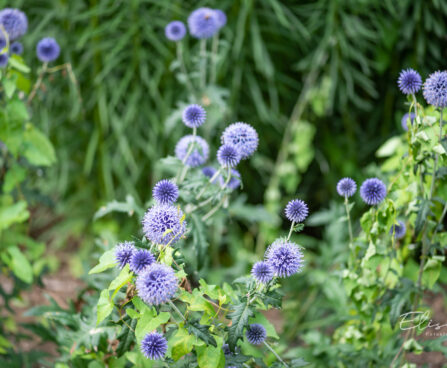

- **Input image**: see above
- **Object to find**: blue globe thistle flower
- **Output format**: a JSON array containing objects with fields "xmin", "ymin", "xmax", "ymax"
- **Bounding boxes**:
[
  {"xmin": 188, "ymin": 8, "xmax": 219, "ymax": 39},
  {"xmin": 136, "ymin": 263, "xmax": 178, "ymax": 305},
  {"xmin": 129, "ymin": 249, "xmax": 155, "ymax": 274},
  {"xmin": 0, "ymin": 38, "xmax": 5, "ymax": 50},
  {"xmin": 115, "ymin": 241, "xmax": 135, "ymax": 269},
  {"xmin": 246, "ymin": 324, "xmax": 267, "ymax": 345},
  {"xmin": 251, "ymin": 261, "xmax": 274, "ymax": 284},
  {"xmin": 140, "ymin": 332, "xmax": 168, "ymax": 360},
  {"xmin": 217, "ymin": 144, "xmax": 241, "ymax": 168},
  {"xmin": 202, "ymin": 166, "xmax": 217, "ymax": 179},
  {"xmin": 401, "ymin": 112, "xmax": 416, "ymax": 131},
  {"xmin": 214, "ymin": 9, "xmax": 227, "ymax": 28},
  {"xmin": 36, "ymin": 37, "xmax": 60, "ymax": 63},
  {"xmin": 0, "ymin": 8, "xmax": 28, "ymax": 40},
  {"xmin": 398, "ymin": 68, "xmax": 422, "ymax": 95},
  {"xmin": 10, "ymin": 41, "xmax": 23, "ymax": 55},
  {"xmin": 390, "ymin": 220, "xmax": 406, "ymax": 239},
  {"xmin": 265, "ymin": 239, "xmax": 304, "ymax": 277},
  {"xmin": 175, "ymin": 135, "xmax": 209, "ymax": 167},
  {"xmin": 423, "ymin": 71, "xmax": 447, "ymax": 108},
  {"xmin": 219, "ymin": 168, "xmax": 241, "ymax": 189},
  {"xmin": 152, "ymin": 179, "xmax": 179, "ymax": 205},
  {"xmin": 142, "ymin": 204, "xmax": 186, "ymax": 245},
  {"xmin": 0, "ymin": 53, "xmax": 8, "ymax": 68},
  {"xmin": 336, "ymin": 177, "xmax": 357, "ymax": 198},
  {"xmin": 222, "ymin": 122, "xmax": 259, "ymax": 159},
  {"xmin": 165, "ymin": 21, "xmax": 186, "ymax": 42},
  {"xmin": 182, "ymin": 104, "xmax": 206, "ymax": 128},
  {"xmin": 285, "ymin": 199, "xmax": 309, "ymax": 223},
  {"xmin": 360, "ymin": 178, "xmax": 387, "ymax": 206}
]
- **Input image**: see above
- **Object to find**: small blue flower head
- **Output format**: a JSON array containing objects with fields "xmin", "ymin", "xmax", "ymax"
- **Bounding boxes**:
[
  {"xmin": 202, "ymin": 166, "xmax": 217, "ymax": 179},
  {"xmin": 175, "ymin": 135, "xmax": 209, "ymax": 167},
  {"xmin": 265, "ymin": 239, "xmax": 304, "ymax": 277},
  {"xmin": 0, "ymin": 37, "xmax": 5, "ymax": 50},
  {"xmin": 214, "ymin": 9, "xmax": 227, "ymax": 28},
  {"xmin": 152, "ymin": 179, "xmax": 179, "ymax": 205},
  {"xmin": 217, "ymin": 144, "xmax": 241, "ymax": 168},
  {"xmin": 142, "ymin": 204, "xmax": 186, "ymax": 245},
  {"xmin": 337, "ymin": 178, "xmax": 357, "ymax": 198},
  {"xmin": 401, "ymin": 112, "xmax": 416, "ymax": 131},
  {"xmin": 360, "ymin": 178, "xmax": 387, "ymax": 206},
  {"xmin": 390, "ymin": 220, "xmax": 406, "ymax": 239},
  {"xmin": 115, "ymin": 241, "xmax": 135, "ymax": 269},
  {"xmin": 136, "ymin": 263, "xmax": 178, "ymax": 305},
  {"xmin": 219, "ymin": 169, "xmax": 241, "ymax": 189},
  {"xmin": 140, "ymin": 332, "xmax": 168, "ymax": 360},
  {"xmin": 246, "ymin": 324, "xmax": 267, "ymax": 345},
  {"xmin": 251, "ymin": 261, "xmax": 274, "ymax": 284},
  {"xmin": 188, "ymin": 7, "xmax": 219, "ymax": 39},
  {"xmin": 0, "ymin": 8, "xmax": 28, "ymax": 40},
  {"xmin": 130, "ymin": 249, "xmax": 155, "ymax": 274},
  {"xmin": 285, "ymin": 199, "xmax": 309, "ymax": 223},
  {"xmin": 222, "ymin": 122, "xmax": 259, "ymax": 159},
  {"xmin": 10, "ymin": 41, "xmax": 23, "ymax": 55},
  {"xmin": 182, "ymin": 104, "xmax": 206, "ymax": 128},
  {"xmin": 0, "ymin": 53, "xmax": 8, "ymax": 68},
  {"xmin": 165, "ymin": 21, "xmax": 186, "ymax": 41},
  {"xmin": 398, "ymin": 68, "xmax": 422, "ymax": 95},
  {"xmin": 36, "ymin": 37, "xmax": 60, "ymax": 63},
  {"xmin": 423, "ymin": 71, "xmax": 447, "ymax": 108}
]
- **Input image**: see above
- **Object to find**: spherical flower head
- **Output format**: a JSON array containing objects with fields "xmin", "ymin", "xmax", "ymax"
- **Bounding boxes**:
[
  {"xmin": 401, "ymin": 112, "xmax": 416, "ymax": 131},
  {"xmin": 165, "ymin": 21, "xmax": 186, "ymax": 41},
  {"xmin": 423, "ymin": 71, "xmax": 447, "ymax": 108},
  {"xmin": 136, "ymin": 263, "xmax": 178, "ymax": 305},
  {"xmin": 219, "ymin": 169, "xmax": 241, "ymax": 189},
  {"xmin": 182, "ymin": 104, "xmax": 206, "ymax": 128},
  {"xmin": 246, "ymin": 324, "xmax": 267, "ymax": 345},
  {"xmin": 360, "ymin": 178, "xmax": 387, "ymax": 206},
  {"xmin": 251, "ymin": 261, "xmax": 274, "ymax": 284},
  {"xmin": 10, "ymin": 41, "xmax": 23, "ymax": 55},
  {"xmin": 222, "ymin": 122, "xmax": 259, "ymax": 159},
  {"xmin": 0, "ymin": 53, "xmax": 8, "ymax": 68},
  {"xmin": 140, "ymin": 332, "xmax": 168, "ymax": 360},
  {"xmin": 152, "ymin": 179, "xmax": 179, "ymax": 205},
  {"xmin": 214, "ymin": 9, "xmax": 227, "ymax": 28},
  {"xmin": 217, "ymin": 144, "xmax": 241, "ymax": 168},
  {"xmin": 265, "ymin": 239, "xmax": 304, "ymax": 277},
  {"xmin": 142, "ymin": 204, "xmax": 186, "ymax": 245},
  {"xmin": 398, "ymin": 68, "xmax": 422, "ymax": 95},
  {"xmin": 188, "ymin": 7, "xmax": 219, "ymax": 39},
  {"xmin": 0, "ymin": 8, "xmax": 28, "ymax": 40},
  {"xmin": 129, "ymin": 249, "xmax": 155, "ymax": 274},
  {"xmin": 337, "ymin": 178, "xmax": 357, "ymax": 198},
  {"xmin": 390, "ymin": 220, "xmax": 406, "ymax": 240},
  {"xmin": 175, "ymin": 135, "xmax": 209, "ymax": 167},
  {"xmin": 202, "ymin": 166, "xmax": 217, "ymax": 179},
  {"xmin": 36, "ymin": 37, "xmax": 60, "ymax": 63},
  {"xmin": 115, "ymin": 241, "xmax": 135, "ymax": 269},
  {"xmin": 285, "ymin": 199, "xmax": 309, "ymax": 223}
]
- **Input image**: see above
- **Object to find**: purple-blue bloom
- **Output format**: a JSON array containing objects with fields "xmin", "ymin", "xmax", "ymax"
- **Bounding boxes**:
[
  {"xmin": 175, "ymin": 135, "xmax": 209, "ymax": 167},
  {"xmin": 246, "ymin": 324, "xmax": 267, "ymax": 345},
  {"xmin": 187, "ymin": 8, "xmax": 219, "ymax": 39},
  {"xmin": 423, "ymin": 71, "xmax": 447, "ymax": 108},
  {"xmin": 0, "ymin": 38, "xmax": 5, "ymax": 50},
  {"xmin": 0, "ymin": 8, "xmax": 27, "ymax": 40},
  {"xmin": 219, "ymin": 168, "xmax": 241, "ymax": 189},
  {"xmin": 222, "ymin": 122, "xmax": 259, "ymax": 159},
  {"xmin": 401, "ymin": 112, "xmax": 416, "ymax": 131},
  {"xmin": 142, "ymin": 204, "xmax": 186, "ymax": 245},
  {"xmin": 115, "ymin": 241, "xmax": 135, "ymax": 269},
  {"xmin": 251, "ymin": 261, "xmax": 274, "ymax": 284},
  {"xmin": 285, "ymin": 199, "xmax": 309, "ymax": 223},
  {"xmin": 202, "ymin": 166, "xmax": 217, "ymax": 179},
  {"xmin": 129, "ymin": 249, "xmax": 155, "ymax": 274},
  {"xmin": 165, "ymin": 21, "xmax": 186, "ymax": 41},
  {"xmin": 36, "ymin": 37, "xmax": 60, "ymax": 62},
  {"xmin": 337, "ymin": 178, "xmax": 357, "ymax": 198},
  {"xmin": 265, "ymin": 239, "xmax": 304, "ymax": 277},
  {"xmin": 360, "ymin": 178, "xmax": 387, "ymax": 205},
  {"xmin": 214, "ymin": 9, "xmax": 227, "ymax": 28},
  {"xmin": 182, "ymin": 104, "xmax": 206, "ymax": 128},
  {"xmin": 390, "ymin": 220, "xmax": 406, "ymax": 239},
  {"xmin": 140, "ymin": 332, "xmax": 168, "ymax": 360},
  {"xmin": 136, "ymin": 263, "xmax": 178, "ymax": 305},
  {"xmin": 152, "ymin": 179, "xmax": 178, "ymax": 205},
  {"xmin": 10, "ymin": 41, "xmax": 23, "ymax": 55},
  {"xmin": 0, "ymin": 53, "xmax": 8, "ymax": 68},
  {"xmin": 398, "ymin": 68, "xmax": 422, "ymax": 95},
  {"xmin": 217, "ymin": 144, "xmax": 241, "ymax": 168}
]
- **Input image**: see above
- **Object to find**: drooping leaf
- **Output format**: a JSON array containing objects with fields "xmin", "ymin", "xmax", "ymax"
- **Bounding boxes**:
[{"xmin": 89, "ymin": 249, "xmax": 116, "ymax": 274}]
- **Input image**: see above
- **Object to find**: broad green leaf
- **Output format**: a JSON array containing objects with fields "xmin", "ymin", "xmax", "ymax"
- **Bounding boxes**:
[
  {"xmin": 227, "ymin": 300, "xmax": 254, "ymax": 350},
  {"xmin": 97, "ymin": 289, "xmax": 114, "ymax": 325},
  {"xmin": 196, "ymin": 336, "xmax": 224, "ymax": 368},
  {"xmin": 376, "ymin": 137, "xmax": 402, "ymax": 157},
  {"xmin": 8, "ymin": 246, "xmax": 33, "ymax": 283},
  {"xmin": 249, "ymin": 313, "xmax": 279, "ymax": 339},
  {"xmin": 89, "ymin": 249, "xmax": 116, "ymax": 274},
  {"xmin": 135, "ymin": 310, "xmax": 170, "ymax": 342},
  {"xmin": 9, "ymin": 56, "xmax": 30, "ymax": 73},
  {"xmin": 126, "ymin": 308, "xmax": 139, "ymax": 319},
  {"xmin": 109, "ymin": 265, "xmax": 132, "ymax": 299},
  {"xmin": 422, "ymin": 256, "xmax": 444, "ymax": 289},
  {"xmin": 23, "ymin": 125, "xmax": 56, "ymax": 166},
  {"xmin": 0, "ymin": 200, "xmax": 29, "ymax": 232},
  {"xmin": 3, "ymin": 165, "xmax": 27, "ymax": 193},
  {"xmin": 168, "ymin": 327, "xmax": 196, "ymax": 361},
  {"xmin": 186, "ymin": 319, "xmax": 217, "ymax": 347}
]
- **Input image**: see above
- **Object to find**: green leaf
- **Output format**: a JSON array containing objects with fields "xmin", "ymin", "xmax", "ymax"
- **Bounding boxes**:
[
  {"xmin": 168, "ymin": 327, "xmax": 196, "ymax": 361},
  {"xmin": 7, "ymin": 246, "xmax": 33, "ymax": 283},
  {"xmin": 249, "ymin": 313, "xmax": 279, "ymax": 339},
  {"xmin": 89, "ymin": 249, "xmax": 116, "ymax": 274},
  {"xmin": 227, "ymin": 301, "xmax": 254, "ymax": 351},
  {"xmin": 109, "ymin": 265, "xmax": 132, "ymax": 299},
  {"xmin": 94, "ymin": 195, "xmax": 141, "ymax": 220},
  {"xmin": 116, "ymin": 317, "xmax": 137, "ymax": 357},
  {"xmin": 97, "ymin": 289, "xmax": 114, "ymax": 325},
  {"xmin": 186, "ymin": 319, "xmax": 217, "ymax": 347},
  {"xmin": 0, "ymin": 200, "xmax": 29, "ymax": 232},
  {"xmin": 135, "ymin": 310, "xmax": 170, "ymax": 342},
  {"xmin": 196, "ymin": 337, "xmax": 225, "ymax": 368},
  {"xmin": 3, "ymin": 165, "xmax": 27, "ymax": 193},
  {"xmin": 126, "ymin": 308, "xmax": 139, "ymax": 319},
  {"xmin": 415, "ymin": 200, "xmax": 431, "ymax": 236},
  {"xmin": 376, "ymin": 137, "xmax": 402, "ymax": 157},
  {"xmin": 23, "ymin": 125, "xmax": 56, "ymax": 166},
  {"xmin": 191, "ymin": 213, "xmax": 209, "ymax": 268},
  {"xmin": 3, "ymin": 78, "xmax": 16, "ymax": 99},
  {"xmin": 8, "ymin": 56, "xmax": 30, "ymax": 73},
  {"xmin": 422, "ymin": 256, "xmax": 444, "ymax": 289}
]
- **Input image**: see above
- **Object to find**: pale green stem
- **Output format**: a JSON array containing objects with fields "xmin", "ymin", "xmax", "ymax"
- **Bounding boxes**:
[
  {"xmin": 344, "ymin": 196, "xmax": 353, "ymax": 245},
  {"xmin": 429, "ymin": 109, "xmax": 443, "ymax": 199},
  {"xmin": 287, "ymin": 221, "xmax": 295, "ymax": 241},
  {"xmin": 263, "ymin": 341, "xmax": 289, "ymax": 367},
  {"xmin": 177, "ymin": 127, "xmax": 197, "ymax": 184},
  {"xmin": 168, "ymin": 300, "xmax": 186, "ymax": 321},
  {"xmin": 221, "ymin": 166, "xmax": 232, "ymax": 190},
  {"xmin": 199, "ymin": 39, "xmax": 207, "ymax": 91},
  {"xmin": 27, "ymin": 62, "xmax": 48, "ymax": 103},
  {"xmin": 195, "ymin": 167, "xmax": 222, "ymax": 200},
  {"xmin": 210, "ymin": 32, "xmax": 219, "ymax": 84},
  {"xmin": 202, "ymin": 195, "xmax": 226, "ymax": 222}
]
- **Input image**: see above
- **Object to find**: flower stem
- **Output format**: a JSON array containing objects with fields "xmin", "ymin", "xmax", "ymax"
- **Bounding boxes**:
[
  {"xmin": 177, "ymin": 127, "xmax": 197, "ymax": 184},
  {"xmin": 195, "ymin": 167, "xmax": 222, "ymax": 200},
  {"xmin": 168, "ymin": 300, "xmax": 186, "ymax": 321},
  {"xmin": 344, "ymin": 196, "xmax": 354, "ymax": 245},
  {"xmin": 210, "ymin": 32, "xmax": 219, "ymax": 85},
  {"xmin": 263, "ymin": 341, "xmax": 289, "ymax": 367},
  {"xmin": 429, "ymin": 109, "xmax": 443, "ymax": 199},
  {"xmin": 221, "ymin": 166, "xmax": 232, "ymax": 190},
  {"xmin": 199, "ymin": 39, "xmax": 207, "ymax": 91},
  {"xmin": 27, "ymin": 62, "xmax": 48, "ymax": 104},
  {"xmin": 176, "ymin": 42, "xmax": 196, "ymax": 98},
  {"xmin": 202, "ymin": 195, "xmax": 226, "ymax": 222},
  {"xmin": 287, "ymin": 221, "xmax": 295, "ymax": 241}
]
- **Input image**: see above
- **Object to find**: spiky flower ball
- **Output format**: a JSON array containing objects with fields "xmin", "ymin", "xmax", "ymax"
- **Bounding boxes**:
[
  {"xmin": 360, "ymin": 178, "xmax": 387, "ymax": 205},
  {"xmin": 115, "ymin": 241, "xmax": 135, "ymax": 269},
  {"xmin": 217, "ymin": 144, "xmax": 241, "ymax": 168},
  {"xmin": 219, "ymin": 168, "xmax": 241, "ymax": 189},
  {"xmin": 337, "ymin": 178, "xmax": 357, "ymax": 198},
  {"xmin": 140, "ymin": 332, "xmax": 168, "ymax": 360},
  {"xmin": 222, "ymin": 122, "xmax": 259, "ymax": 159},
  {"xmin": 10, "ymin": 41, "xmax": 23, "ymax": 55},
  {"xmin": 251, "ymin": 261, "xmax": 274, "ymax": 284},
  {"xmin": 265, "ymin": 239, "xmax": 304, "ymax": 277},
  {"xmin": 182, "ymin": 104, "xmax": 206, "ymax": 128},
  {"xmin": 401, "ymin": 112, "xmax": 416, "ymax": 131},
  {"xmin": 165, "ymin": 21, "xmax": 186, "ymax": 41},
  {"xmin": 187, "ymin": 7, "xmax": 219, "ymax": 39},
  {"xmin": 0, "ymin": 8, "xmax": 28, "ymax": 40},
  {"xmin": 175, "ymin": 135, "xmax": 209, "ymax": 167},
  {"xmin": 390, "ymin": 220, "xmax": 406, "ymax": 239},
  {"xmin": 36, "ymin": 37, "xmax": 60, "ymax": 62},
  {"xmin": 142, "ymin": 204, "xmax": 186, "ymax": 245},
  {"xmin": 0, "ymin": 53, "xmax": 8, "ymax": 68},
  {"xmin": 214, "ymin": 9, "xmax": 227, "ymax": 28},
  {"xmin": 285, "ymin": 199, "xmax": 309, "ymax": 223},
  {"xmin": 152, "ymin": 179, "xmax": 178, "ymax": 205},
  {"xmin": 423, "ymin": 71, "xmax": 447, "ymax": 108},
  {"xmin": 129, "ymin": 249, "xmax": 155, "ymax": 274},
  {"xmin": 398, "ymin": 68, "xmax": 422, "ymax": 95},
  {"xmin": 246, "ymin": 324, "xmax": 267, "ymax": 345},
  {"xmin": 136, "ymin": 263, "xmax": 178, "ymax": 305}
]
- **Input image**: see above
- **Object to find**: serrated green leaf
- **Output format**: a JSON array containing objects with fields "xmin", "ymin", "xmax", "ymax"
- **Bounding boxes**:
[
  {"xmin": 186, "ymin": 319, "xmax": 217, "ymax": 347},
  {"xmin": 227, "ymin": 301, "xmax": 254, "ymax": 351},
  {"xmin": 135, "ymin": 310, "xmax": 170, "ymax": 342},
  {"xmin": 89, "ymin": 249, "xmax": 116, "ymax": 274},
  {"xmin": 109, "ymin": 265, "xmax": 132, "ymax": 299}
]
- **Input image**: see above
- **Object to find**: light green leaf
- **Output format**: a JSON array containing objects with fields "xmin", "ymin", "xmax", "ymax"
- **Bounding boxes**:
[
  {"xmin": 23, "ymin": 125, "xmax": 56, "ymax": 166},
  {"xmin": 196, "ymin": 336, "xmax": 224, "ymax": 368},
  {"xmin": 376, "ymin": 137, "xmax": 402, "ymax": 157},
  {"xmin": 109, "ymin": 265, "xmax": 132, "ymax": 299},
  {"xmin": 8, "ymin": 246, "xmax": 33, "ymax": 283},
  {"xmin": 126, "ymin": 308, "xmax": 139, "ymax": 319},
  {"xmin": 0, "ymin": 200, "xmax": 29, "ymax": 232},
  {"xmin": 168, "ymin": 327, "xmax": 196, "ymax": 361},
  {"xmin": 249, "ymin": 313, "xmax": 279, "ymax": 339},
  {"xmin": 3, "ymin": 165, "xmax": 27, "ymax": 193},
  {"xmin": 9, "ymin": 56, "xmax": 30, "ymax": 73},
  {"xmin": 135, "ymin": 310, "xmax": 170, "ymax": 342},
  {"xmin": 422, "ymin": 256, "xmax": 444, "ymax": 289},
  {"xmin": 89, "ymin": 249, "xmax": 116, "ymax": 274},
  {"xmin": 97, "ymin": 289, "xmax": 114, "ymax": 325}
]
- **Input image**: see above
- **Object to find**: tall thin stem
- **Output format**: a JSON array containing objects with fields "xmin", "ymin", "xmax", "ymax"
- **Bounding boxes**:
[
  {"xmin": 344, "ymin": 196, "xmax": 353, "ymax": 245},
  {"xmin": 177, "ymin": 127, "xmax": 197, "ymax": 184},
  {"xmin": 429, "ymin": 109, "xmax": 443, "ymax": 199},
  {"xmin": 176, "ymin": 42, "xmax": 195, "ymax": 98},
  {"xmin": 263, "ymin": 341, "xmax": 289, "ymax": 367},
  {"xmin": 199, "ymin": 39, "xmax": 207, "ymax": 91},
  {"xmin": 27, "ymin": 62, "xmax": 48, "ymax": 104},
  {"xmin": 195, "ymin": 167, "xmax": 222, "ymax": 200},
  {"xmin": 287, "ymin": 221, "xmax": 295, "ymax": 241},
  {"xmin": 168, "ymin": 300, "xmax": 186, "ymax": 321},
  {"xmin": 210, "ymin": 33, "xmax": 219, "ymax": 84}
]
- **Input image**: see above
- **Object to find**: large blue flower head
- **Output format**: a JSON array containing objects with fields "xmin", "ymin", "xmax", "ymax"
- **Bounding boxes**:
[
  {"xmin": 360, "ymin": 178, "xmax": 387, "ymax": 206},
  {"xmin": 217, "ymin": 144, "xmax": 241, "ymax": 168},
  {"xmin": 165, "ymin": 21, "xmax": 186, "ymax": 42},
  {"xmin": 214, "ymin": 9, "xmax": 227, "ymax": 29},
  {"xmin": 398, "ymin": 68, "xmax": 422, "ymax": 95},
  {"xmin": 337, "ymin": 177, "xmax": 357, "ymax": 198},
  {"xmin": 285, "ymin": 199, "xmax": 309, "ymax": 223},
  {"xmin": 140, "ymin": 332, "xmax": 168, "ymax": 360},
  {"xmin": 401, "ymin": 112, "xmax": 416, "ymax": 131},
  {"xmin": 265, "ymin": 239, "xmax": 304, "ymax": 277},
  {"xmin": 0, "ymin": 8, "xmax": 28, "ymax": 40},
  {"xmin": 152, "ymin": 179, "xmax": 178, "ymax": 205},
  {"xmin": 246, "ymin": 324, "xmax": 267, "ymax": 345},
  {"xmin": 175, "ymin": 135, "xmax": 209, "ymax": 167},
  {"xmin": 130, "ymin": 249, "xmax": 155, "ymax": 274},
  {"xmin": 390, "ymin": 220, "xmax": 406, "ymax": 240},
  {"xmin": 10, "ymin": 41, "xmax": 23, "ymax": 55},
  {"xmin": 219, "ymin": 168, "xmax": 241, "ymax": 189},
  {"xmin": 182, "ymin": 104, "xmax": 206, "ymax": 128},
  {"xmin": 251, "ymin": 261, "xmax": 274, "ymax": 284},
  {"xmin": 115, "ymin": 241, "xmax": 135, "ymax": 269},
  {"xmin": 0, "ymin": 53, "xmax": 8, "ymax": 68},
  {"xmin": 188, "ymin": 7, "xmax": 219, "ymax": 39},
  {"xmin": 36, "ymin": 37, "xmax": 60, "ymax": 63},
  {"xmin": 423, "ymin": 71, "xmax": 447, "ymax": 108},
  {"xmin": 142, "ymin": 204, "xmax": 186, "ymax": 245},
  {"xmin": 136, "ymin": 263, "xmax": 178, "ymax": 305},
  {"xmin": 222, "ymin": 122, "xmax": 259, "ymax": 159}
]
